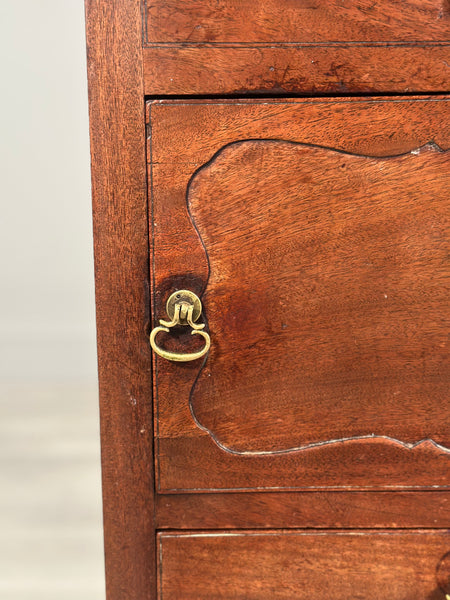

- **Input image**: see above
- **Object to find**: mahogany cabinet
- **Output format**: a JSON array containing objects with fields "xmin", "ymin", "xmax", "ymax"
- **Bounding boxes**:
[{"xmin": 85, "ymin": 1, "xmax": 450, "ymax": 598}]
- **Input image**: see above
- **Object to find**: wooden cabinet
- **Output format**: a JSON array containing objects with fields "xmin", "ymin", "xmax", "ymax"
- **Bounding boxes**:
[{"xmin": 85, "ymin": 1, "xmax": 450, "ymax": 598}]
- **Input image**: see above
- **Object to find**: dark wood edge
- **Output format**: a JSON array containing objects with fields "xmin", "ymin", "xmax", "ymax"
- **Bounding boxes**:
[
  {"xmin": 158, "ymin": 528, "xmax": 450, "ymax": 536},
  {"xmin": 85, "ymin": 1, "xmax": 156, "ymax": 599},
  {"xmin": 156, "ymin": 491, "xmax": 450, "ymax": 530},
  {"xmin": 143, "ymin": 42, "xmax": 450, "ymax": 47},
  {"xmin": 148, "ymin": 96, "xmax": 450, "ymax": 106}
]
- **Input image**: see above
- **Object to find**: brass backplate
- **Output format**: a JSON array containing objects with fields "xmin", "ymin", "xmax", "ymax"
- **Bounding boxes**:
[{"xmin": 166, "ymin": 290, "xmax": 202, "ymax": 324}]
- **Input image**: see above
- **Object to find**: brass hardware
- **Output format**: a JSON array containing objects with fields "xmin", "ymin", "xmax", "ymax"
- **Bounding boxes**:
[{"xmin": 149, "ymin": 290, "xmax": 210, "ymax": 362}]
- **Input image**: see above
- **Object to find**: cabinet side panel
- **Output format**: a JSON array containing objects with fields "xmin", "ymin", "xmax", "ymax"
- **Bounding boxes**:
[{"xmin": 85, "ymin": 1, "xmax": 155, "ymax": 598}]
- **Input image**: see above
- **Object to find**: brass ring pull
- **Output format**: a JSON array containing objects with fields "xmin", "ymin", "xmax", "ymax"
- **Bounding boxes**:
[{"xmin": 149, "ymin": 290, "xmax": 211, "ymax": 362}]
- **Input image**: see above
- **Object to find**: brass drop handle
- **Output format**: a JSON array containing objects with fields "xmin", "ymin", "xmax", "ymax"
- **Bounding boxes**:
[{"xmin": 149, "ymin": 290, "xmax": 210, "ymax": 362}]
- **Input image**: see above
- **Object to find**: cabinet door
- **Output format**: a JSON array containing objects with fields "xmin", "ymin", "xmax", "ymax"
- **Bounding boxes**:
[
  {"xmin": 148, "ymin": 96, "xmax": 449, "ymax": 492},
  {"xmin": 158, "ymin": 530, "xmax": 450, "ymax": 600}
]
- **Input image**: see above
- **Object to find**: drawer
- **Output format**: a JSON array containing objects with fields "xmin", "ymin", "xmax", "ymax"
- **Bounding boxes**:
[
  {"xmin": 148, "ymin": 95, "xmax": 450, "ymax": 493},
  {"xmin": 142, "ymin": 1, "xmax": 450, "ymax": 94},
  {"xmin": 145, "ymin": 1, "xmax": 448, "ymax": 43},
  {"xmin": 158, "ymin": 530, "xmax": 450, "ymax": 599}
]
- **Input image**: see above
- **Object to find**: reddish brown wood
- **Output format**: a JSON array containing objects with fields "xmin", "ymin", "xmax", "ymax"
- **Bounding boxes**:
[
  {"xmin": 189, "ymin": 141, "xmax": 448, "ymax": 453},
  {"xmin": 86, "ymin": 0, "xmax": 450, "ymax": 594},
  {"xmin": 142, "ymin": 0, "xmax": 450, "ymax": 94},
  {"xmin": 143, "ymin": 45, "xmax": 450, "ymax": 95},
  {"xmin": 85, "ymin": 1, "xmax": 155, "ymax": 598},
  {"xmin": 156, "ymin": 491, "xmax": 450, "ymax": 530},
  {"xmin": 145, "ymin": 0, "xmax": 449, "ymax": 43},
  {"xmin": 148, "ymin": 97, "xmax": 450, "ymax": 492},
  {"xmin": 158, "ymin": 530, "xmax": 450, "ymax": 599}
]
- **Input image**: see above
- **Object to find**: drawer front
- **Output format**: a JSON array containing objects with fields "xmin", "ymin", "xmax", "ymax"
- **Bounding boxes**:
[
  {"xmin": 145, "ymin": 0, "xmax": 450, "ymax": 44},
  {"xmin": 142, "ymin": 1, "xmax": 450, "ymax": 94},
  {"xmin": 149, "ymin": 96, "xmax": 450, "ymax": 493},
  {"xmin": 145, "ymin": 1, "xmax": 448, "ymax": 43},
  {"xmin": 158, "ymin": 530, "xmax": 450, "ymax": 599}
]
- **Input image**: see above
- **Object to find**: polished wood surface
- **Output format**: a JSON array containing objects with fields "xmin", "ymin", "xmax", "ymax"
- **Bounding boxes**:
[
  {"xmin": 85, "ymin": 1, "xmax": 155, "ymax": 598},
  {"xmin": 156, "ymin": 491, "xmax": 450, "ymax": 530},
  {"xmin": 143, "ymin": 45, "xmax": 450, "ymax": 95},
  {"xmin": 144, "ymin": 0, "xmax": 449, "ymax": 43},
  {"xmin": 149, "ymin": 96, "xmax": 450, "ymax": 492},
  {"xmin": 86, "ymin": 1, "xmax": 450, "ymax": 597},
  {"xmin": 142, "ymin": 0, "xmax": 450, "ymax": 94},
  {"xmin": 158, "ymin": 530, "xmax": 450, "ymax": 599},
  {"xmin": 189, "ymin": 140, "xmax": 448, "ymax": 453}
]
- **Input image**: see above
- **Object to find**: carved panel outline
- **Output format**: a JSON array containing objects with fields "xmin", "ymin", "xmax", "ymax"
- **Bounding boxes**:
[{"xmin": 180, "ymin": 139, "xmax": 450, "ymax": 456}]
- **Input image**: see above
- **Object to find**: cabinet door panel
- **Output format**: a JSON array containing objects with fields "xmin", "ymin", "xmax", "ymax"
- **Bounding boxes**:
[
  {"xmin": 158, "ymin": 530, "xmax": 450, "ymax": 600},
  {"xmin": 189, "ymin": 140, "xmax": 447, "ymax": 454},
  {"xmin": 148, "ymin": 97, "xmax": 450, "ymax": 492}
]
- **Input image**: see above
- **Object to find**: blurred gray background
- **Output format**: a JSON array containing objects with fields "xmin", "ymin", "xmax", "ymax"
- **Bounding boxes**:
[{"xmin": 0, "ymin": 1, "xmax": 104, "ymax": 598}]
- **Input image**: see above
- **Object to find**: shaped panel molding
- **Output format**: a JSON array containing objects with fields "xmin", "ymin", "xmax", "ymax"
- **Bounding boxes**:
[{"xmin": 187, "ymin": 141, "xmax": 449, "ymax": 454}]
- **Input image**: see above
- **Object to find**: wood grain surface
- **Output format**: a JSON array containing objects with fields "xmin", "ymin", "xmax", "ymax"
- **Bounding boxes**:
[
  {"xmin": 158, "ymin": 530, "xmax": 450, "ymax": 599},
  {"xmin": 144, "ymin": 0, "xmax": 449, "ymax": 43},
  {"xmin": 143, "ymin": 44, "xmax": 450, "ymax": 95},
  {"xmin": 148, "ymin": 96, "xmax": 450, "ymax": 492},
  {"xmin": 86, "ymin": 0, "xmax": 450, "ymax": 597},
  {"xmin": 85, "ymin": 1, "xmax": 155, "ymax": 598},
  {"xmin": 188, "ymin": 141, "xmax": 449, "ymax": 453},
  {"xmin": 142, "ymin": 0, "xmax": 450, "ymax": 94},
  {"xmin": 156, "ymin": 491, "xmax": 450, "ymax": 530}
]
